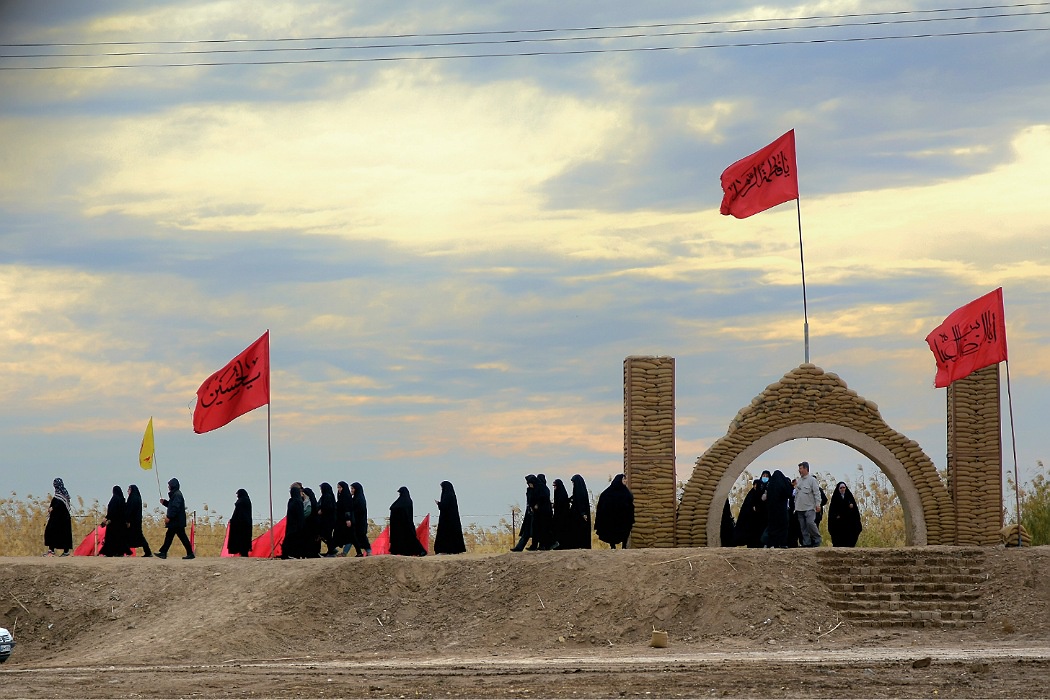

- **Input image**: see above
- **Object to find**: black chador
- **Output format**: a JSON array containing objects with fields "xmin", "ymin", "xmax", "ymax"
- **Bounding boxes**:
[
  {"xmin": 318, "ymin": 482, "xmax": 338, "ymax": 556},
  {"xmin": 100, "ymin": 485, "xmax": 127, "ymax": 557},
  {"xmin": 433, "ymin": 481, "xmax": 466, "ymax": 554},
  {"xmin": 719, "ymin": 499, "xmax": 735, "ymax": 547},
  {"xmin": 510, "ymin": 475, "xmax": 536, "ymax": 552},
  {"xmin": 302, "ymin": 487, "xmax": 321, "ymax": 558},
  {"xmin": 45, "ymin": 477, "xmax": 74, "ymax": 555},
  {"xmin": 333, "ymin": 481, "xmax": 354, "ymax": 552},
  {"xmin": 551, "ymin": 478, "xmax": 570, "ymax": 549},
  {"xmin": 125, "ymin": 484, "xmax": 153, "ymax": 557},
  {"xmin": 228, "ymin": 489, "xmax": 253, "ymax": 557},
  {"xmin": 532, "ymin": 474, "xmax": 555, "ymax": 550},
  {"xmin": 594, "ymin": 474, "xmax": 634, "ymax": 549},
  {"xmin": 281, "ymin": 485, "xmax": 306, "ymax": 559},
  {"xmin": 567, "ymin": 474, "xmax": 592, "ymax": 549},
  {"xmin": 350, "ymin": 482, "xmax": 371, "ymax": 556},
  {"xmin": 734, "ymin": 480, "xmax": 767, "ymax": 548},
  {"xmin": 763, "ymin": 470, "xmax": 793, "ymax": 548},
  {"xmin": 828, "ymin": 482, "xmax": 863, "ymax": 547},
  {"xmin": 389, "ymin": 487, "xmax": 426, "ymax": 556}
]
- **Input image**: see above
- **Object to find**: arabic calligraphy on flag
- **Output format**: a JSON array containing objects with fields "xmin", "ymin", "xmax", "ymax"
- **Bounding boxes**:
[
  {"xmin": 192, "ymin": 331, "xmax": 271, "ymax": 434},
  {"xmin": 719, "ymin": 129, "xmax": 799, "ymax": 219},
  {"xmin": 925, "ymin": 288, "xmax": 1008, "ymax": 388}
]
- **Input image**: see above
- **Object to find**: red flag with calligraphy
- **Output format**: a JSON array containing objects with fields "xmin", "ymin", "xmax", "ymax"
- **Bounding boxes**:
[
  {"xmin": 925, "ymin": 288, "xmax": 1008, "ymax": 388},
  {"xmin": 720, "ymin": 129, "xmax": 799, "ymax": 219},
  {"xmin": 193, "ymin": 331, "xmax": 270, "ymax": 433}
]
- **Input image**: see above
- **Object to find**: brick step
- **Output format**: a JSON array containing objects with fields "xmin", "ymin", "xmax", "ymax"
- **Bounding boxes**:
[
  {"xmin": 823, "ymin": 588, "xmax": 981, "ymax": 602},
  {"xmin": 850, "ymin": 618, "xmax": 984, "ymax": 629},
  {"xmin": 817, "ymin": 574, "xmax": 985, "ymax": 587},
  {"xmin": 829, "ymin": 599, "xmax": 979, "ymax": 612},
  {"xmin": 817, "ymin": 564, "xmax": 987, "ymax": 575},
  {"xmin": 818, "ymin": 566, "xmax": 982, "ymax": 579},
  {"xmin": 842, "ymin": 609, "xmax": 984, "ymax": 622},
  {"xmin": 822, "ymin": 579, "xmax": 981, "ymax": 590}
]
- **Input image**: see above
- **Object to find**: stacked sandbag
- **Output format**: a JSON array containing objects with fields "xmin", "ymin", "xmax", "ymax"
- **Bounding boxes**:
[
  {"xmin": 677, "ymin": 364, "xmax": 955, "ymax": 547},
  {"xmin": 999, "ymin": 522, "xmax": 1031, "ymax": 547},
  {"xmin": 624, "ymin": 356, "xmax": 677, "ymax": 548},
  {"xmin": 947, "ymin": 364, "xmax": 1003, "ymax": 545}
]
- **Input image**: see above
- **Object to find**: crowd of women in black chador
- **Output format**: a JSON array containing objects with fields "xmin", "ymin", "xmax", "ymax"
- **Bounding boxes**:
[
  {"xmin": 723, "ymin": 471, "xmax": 861, "ymax": 548},
  {"xmin": 509, "ymin": 472, "xmax": 633, "ymax": 551}
]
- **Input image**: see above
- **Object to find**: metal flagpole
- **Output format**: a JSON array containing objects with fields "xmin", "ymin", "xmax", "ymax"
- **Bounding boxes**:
[
  {"xmin": 1005, "ymin": 361, "xmax": 1022, "ymax": 546},
  {"xmin": 268, "ymin": 400, "xmax": 274, "ymax": 558},
  {"xmin": 796, "ymin": 198, "xmax": 809, "ymax": 363},
  {"xmin": 267, "ymin": 329, "xmax": 275, "ymax": 559}
]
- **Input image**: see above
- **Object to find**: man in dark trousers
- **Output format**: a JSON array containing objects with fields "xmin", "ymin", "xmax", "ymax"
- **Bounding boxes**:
[{"xmin": 157, "ymin": 477, "xmax": 194, "ymax": 559}]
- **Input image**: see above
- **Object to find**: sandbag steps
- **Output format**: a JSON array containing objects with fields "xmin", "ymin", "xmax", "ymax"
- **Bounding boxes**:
[{"xmin": 816, "ymin": 548, "xmax": 988, "ymax": 628}]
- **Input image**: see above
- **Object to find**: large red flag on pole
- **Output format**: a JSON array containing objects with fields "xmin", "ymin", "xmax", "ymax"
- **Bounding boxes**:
[
  {"xmin": 925, "ymin": 288, "xmax": 1008, "ymax": 388},
  {"xmin": 720, "ymin": 129, "xmax": 798, "ymax": 219},
  {"xmin": 193, "ymin": 332, "xmax": 270, "ymax": 433}
]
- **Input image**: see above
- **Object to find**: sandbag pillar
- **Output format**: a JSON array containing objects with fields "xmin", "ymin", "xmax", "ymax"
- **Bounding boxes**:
[{"xmin": 624, "ymin": 356, "xmax": 677, "ymax": 547}]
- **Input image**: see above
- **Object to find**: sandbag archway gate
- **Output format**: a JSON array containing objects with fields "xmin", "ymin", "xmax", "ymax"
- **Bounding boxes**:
[{"xmin": 676, "ymin": 364, "xmax": 954, "ymax": 546}]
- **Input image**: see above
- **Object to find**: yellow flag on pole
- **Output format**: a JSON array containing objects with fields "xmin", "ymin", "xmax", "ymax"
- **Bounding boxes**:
[{"xmin": 139, "ymin": 417, "xmax": 155, "ymax": 470}]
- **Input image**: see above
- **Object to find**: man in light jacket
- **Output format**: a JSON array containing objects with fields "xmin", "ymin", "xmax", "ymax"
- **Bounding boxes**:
[{"xmin": 795, "ymin": 462, "xmax": 822, "ymax": 547}]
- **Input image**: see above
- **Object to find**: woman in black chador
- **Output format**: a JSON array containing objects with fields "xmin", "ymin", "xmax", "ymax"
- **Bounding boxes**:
[
  {"xmin": 302, "ymin": 487, "xmax": 321, "ymax": 558},
  {"xmin": 44, "ymin": 477, "xmax": 73, "ymax": 556},
  {"xmin": 734, "ymin": 479, "xmax": 767, "ymax": 548},
  {"xmin": 828, "ymin": 481, "xmax": 863, "ymax": 547},
  {"xmin": 551, "ymin": 478, "xmax": 570, "ymax": 549},
  {"xmin": 99, "ymin": 485, "xmax": 128, "ymax": 557},
  {"xmin": 389, "ymin": 486, "xmax": 426, "ymax": 556},
  {"xmin": 281, "ymin": 484, "xmax": 305, "ymax": 559},
  {"xmin": 510, "ymin": 475, "xmax": 536, "ymax": 552},
  {"xmin": 228, "ymin": 489, "xmax": 253, "ymax": 557},
  {"xmin": 567, "ymin": 474, "xmax": 592, "ymax": 549},
  {"xmin": 763, "ymin": 470, "xmax": 794, "ymax": 548},
  {"xmin": 719, "ymin": 499, "xmax": 735, "ymax": 547},
  {"xmin": 334, "ymin": 481, "xmax": 354, "ymax": 556},
  {"xmin": 318, "ymin": 482, "xmax": 338, "ymax": 557},
  {"xmin": 594, "ymin": 474, "xmax": 634, "ymax": 549},
  {"xmin": 433, "ymin": 481, "xmax": 466, "ymax": 554},
  {"xmin": 532, "ymin": 474, "xmax": 555, "ymax": 550},
  {"xmin": 125, "ymin": 484, "xmax": 152, "ymax": 557},
  {"xmin": 349, "ymin": 482, "xmax": 371, "ymax": 557}
]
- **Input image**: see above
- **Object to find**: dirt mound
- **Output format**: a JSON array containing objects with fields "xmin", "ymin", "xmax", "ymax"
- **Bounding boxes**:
[{"xmin": 2, "ymin": 547, "xmax": 1049, "ymax": 697}]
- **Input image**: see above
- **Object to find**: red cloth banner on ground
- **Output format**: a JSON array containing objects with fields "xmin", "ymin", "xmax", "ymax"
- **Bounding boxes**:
[
  {"xmin": 193, "ymin": 331, "xmax": 270, "ymax": 433},
  {"xmin": 220, "ymin": 522, "xmax": 232, "ymax": 557},
  {"xmin": 249, "ymin": 517, "xmax": 286, "ymax": 558},
  {"xmin": 72, "ymin": 526, "xmax": 137, "ymax": 556},
  {"xmin": 73, "ymin": 525, "xmax": 106, "ymax": 556},
  {"xmin": 719, "ymin": 129, "xmax": 798, "ymax": 219},
  {"xmin": 371, "ymin": 514, "xmax": 430, "ymax": 556},
  {"xmin": 925, "ymin": 287, "xmax": 1008, "ymax": 388}
]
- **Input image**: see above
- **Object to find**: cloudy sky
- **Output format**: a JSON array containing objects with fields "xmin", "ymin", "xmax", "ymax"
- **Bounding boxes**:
[{"xmin": 1, "ymin": 1, "xmax": 1047, "ymax": 534}]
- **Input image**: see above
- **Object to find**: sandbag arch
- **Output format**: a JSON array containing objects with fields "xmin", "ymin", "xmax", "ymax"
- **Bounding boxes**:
[{"xmin": 676, "ymin": 364, "xmax": 954, "ymax": 547}]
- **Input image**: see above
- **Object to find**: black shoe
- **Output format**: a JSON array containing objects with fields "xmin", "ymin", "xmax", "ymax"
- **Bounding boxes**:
[
  {"xmin": 354, "ymin": 552, "xmax": 364, "ymax": 557},
  {"xmin": 156, "ymin": 551, "xmax": 167, "ymax": 559},
  {"xmin": 142, "ymin": 552, "xmax": 153, "ymax": 558},
  {"xmin": 183, "ymin": 553, "xmax": 195, "ymax": 559}
]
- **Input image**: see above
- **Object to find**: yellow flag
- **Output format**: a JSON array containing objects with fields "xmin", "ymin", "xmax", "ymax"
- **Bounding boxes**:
[{"xmin": 139, "ymin": 417, "xmax": 155, "ymax": 470}]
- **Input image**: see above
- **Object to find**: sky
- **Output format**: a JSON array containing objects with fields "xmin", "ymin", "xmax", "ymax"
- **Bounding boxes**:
[{"xmin": 1, "ymin": 1, "xmax": 1048, "ymax": 535}]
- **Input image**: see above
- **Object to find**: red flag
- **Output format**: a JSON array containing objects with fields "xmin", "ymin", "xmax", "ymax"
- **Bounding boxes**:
[
  {"xmin": 249, "ymin": 517, "xmax": 286, "ymax": 558},
  {"xmin": 370, "ymin": 515, "xmax": 430, "ymax": 555},
  {"xmin": 193, "ymin": 332, "xmax": 270, "ymax": 434},
  {"xmin": 720, "ymin": 130, "xmax": 799, "ymax": 219},
  {"xmin": 925, "ymin": 288, "xmax": 1008, "ymax": 388}
]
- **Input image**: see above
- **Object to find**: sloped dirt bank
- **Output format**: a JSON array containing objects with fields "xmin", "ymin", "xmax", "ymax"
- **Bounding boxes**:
[{"xmin": 1, "ymin": 547, "xmax": 1049, "ymax": 698}]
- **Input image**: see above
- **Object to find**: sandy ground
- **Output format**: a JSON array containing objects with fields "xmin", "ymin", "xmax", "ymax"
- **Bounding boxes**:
[{"xmin": 1, "ymin": 546, "xmax": 1049, "ymax": 698}]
